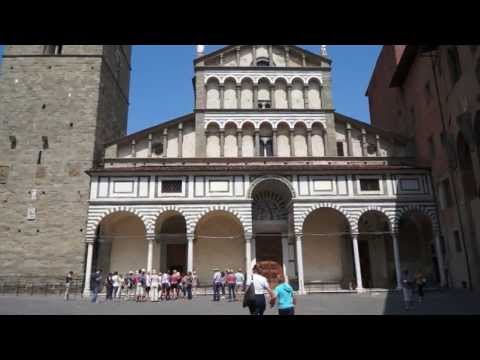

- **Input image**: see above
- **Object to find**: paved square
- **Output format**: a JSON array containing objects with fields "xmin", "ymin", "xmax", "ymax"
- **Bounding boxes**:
[{"xmin": 1, "ymin": 290, "xmax": 479, "ymax": 315}]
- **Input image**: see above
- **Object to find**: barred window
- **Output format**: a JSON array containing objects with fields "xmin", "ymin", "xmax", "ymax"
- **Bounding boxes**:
[
  {"xmin": 162, "ymin": 180, "xmax": 182, "ymax": 193},
  {"xmin": 360, "ymin": 179, "xmax": 380, "ymax": 192}
]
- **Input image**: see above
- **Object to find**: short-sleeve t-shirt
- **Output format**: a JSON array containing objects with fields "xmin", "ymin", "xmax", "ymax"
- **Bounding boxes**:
[
  {"xmin": 246, "ymin": 274, "xmax": 270, "ymax": 295},
  {"xmin": 235, "ymin": 272, "xmax": 244, "ymax": 284},
  {"xmin": 226, "ymin": 274, "xmax": 236, "ymax": 284},
  {"xmin": 274, "ymin": 283, "xmax": 294, "ymax": 310},
  {"xmin": 112, "ymin": 275, "xmax": 120, "ymax": 287}
]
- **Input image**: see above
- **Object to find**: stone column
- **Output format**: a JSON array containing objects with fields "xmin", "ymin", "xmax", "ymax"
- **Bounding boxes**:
[
  {"xmin": 303, "ymin": 85, "xmax": 309, "ymax": 109},
  {"xmin": 131, "ymin": 139, "xmax": 136, "ymax": 158},
  {"xmin": 287, "ymin": 85, "xmax": 292, "ymax": 109},
  {"xmin": 307, "ymin": 129, "xmax": 313, "ymax": 157},
  {"xmin": 187, "ymin": 234, "xmax": 194, "ymax": 273},
  {"xmin": 163, "ymin": 128, "xmax": 168, "ymax": 158},
  {"xmin": 268, "ymin": 45, "xmax": 273, "ymax": 65},
  {"xmin": 83, "ymin": 239, "xmax": 94, "ymax": 297},
  {"xmin": 351, "ymin": 234, "xmax": 364, "ymax": 291},
  {"xmin": 252, "ymin": 46, "xmax": 257, "ymax": 65},
  {"xmin": 253, "ymin": 84, "xmax": 258, "ymax": 109},
  {"xmin": 219, "ymin": 85, "xmax": 225, "ymax": 110},
  {"xmin": 146, "ymin": 233, "xmax": 155, "ymax": 272},
  {"xmin": 361, "ymin": 128, "xmax": 367, "ymax": 157},
  {"xmin": 272, "ymin": 129, "xmax": 278, "ymax": 157},
  {"xmin": 295, "ymin": 235, "xmax": 306, "ymax": 294},
  {"xmin": 236, "ymin": 46, "xmax": 241, "ymax": 66},
  {"xmin": 270, "ymin": 85, "xmax": 275, "ymax": 109},
  {"xmin": 281, "ymin": 234, "xmax": 290, "ymax": 283},
  {"xmin": 147, "ymin": 133, "xmax": 153, "ymax": 158},
  {"xmin": 375, "ymin": 134, "xmax": 382, "ymax": 157},
  {"xmin": 392, "ymin": 233, "xmax": 402, "ymax": 289},
  {"xmin": 245, "ymin": 234, "xmax": 252, "ymax": 280},
  {"xmin": 236, "ymin": 130, "xmax": 243, "ymax": 157},
  {"xmin": 434, "ymin": 231, "xmax": 447, "ymax": 287},
  {"xmin": 219, "ymin": 130, "xmax": 225, "ymax": 158},
  {"xmin": 254, "ymin": 130, "xmax": 260, "ymax": 157},
  {"xmin": 289, "ymin": 129, "xmax": 295, "ymax": 157},
  {"xmin": 178, "ymin": 123, "xmax": 183, "ymax": 158},
  {"xmin": 236, "ymin": 85, "xmax": 241, "ymax": 109},
  {"xmin": 346, "ymin": 123, "xmax": 353, "ymax": 156},
  {"xmin": 284, "ymin": 47, "xmax": 289, "ymax": 66}
]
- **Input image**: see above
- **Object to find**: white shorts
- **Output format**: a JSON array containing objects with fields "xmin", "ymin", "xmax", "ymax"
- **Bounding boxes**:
[{"xmin": 136, "ymin": 286, "xmax": 144, "ymax": 296}]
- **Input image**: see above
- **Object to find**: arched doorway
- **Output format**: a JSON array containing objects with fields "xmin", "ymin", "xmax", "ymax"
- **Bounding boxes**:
[
  {"xmin": 93, "ymin": 212, "xmax": 147, "ymax": 275},
  {"xmin": 398, "ymin": 211, "xmax": 439, "ymax": 285},
  {"xmin": 155, "ymin": 211, "xmax": 187, "ymax": 274},
  {"xmin": 251, "ymin": 177, "xmax": 294, "ymax": 288},
  {"xmin": 302, "ymin": 208, "xmax": 354, "ymax": 290},
  {"xmin": 358, "ymin": 211, "xmax": 396, "ymax": 289},
  {"xmin": 194, "ymin": 211, "xmax": 245, "ymax": 285}
]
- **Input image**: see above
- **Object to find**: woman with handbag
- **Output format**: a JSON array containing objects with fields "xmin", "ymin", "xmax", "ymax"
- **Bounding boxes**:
[{"xmin": 244, "ymin": 265, "xmax": 275, "ymax": 315}]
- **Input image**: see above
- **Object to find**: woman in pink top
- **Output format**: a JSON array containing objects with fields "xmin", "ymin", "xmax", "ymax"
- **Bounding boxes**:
[
  {"xmin": 169, "ymin": 270, "xmax": 179, "ymax": 300},
  {"xmin": 227, "ymin": 269, "xmax": 237, "ymax": 302}
]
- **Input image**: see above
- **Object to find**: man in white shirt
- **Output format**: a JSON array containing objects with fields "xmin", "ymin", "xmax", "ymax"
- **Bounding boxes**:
[
  {"xmin": 245, "ymin": 265, "xmax": 275, "ymax": 315},
  {"xmin": 235, "ymin": 268, "xmax": 245, "ymax": 296},
  {"xmin": 212, "ymin": 268, "xmax": 222, "ymax": 302},
  {"xmin": 112, "ymin": 272, "xmax": 120, "ymax": 301}
]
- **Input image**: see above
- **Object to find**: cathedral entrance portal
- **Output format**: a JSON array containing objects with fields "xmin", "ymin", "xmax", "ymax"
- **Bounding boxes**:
[{"xmin": 251, "ymin": 177, "xmax": 294, "ymax": 288}]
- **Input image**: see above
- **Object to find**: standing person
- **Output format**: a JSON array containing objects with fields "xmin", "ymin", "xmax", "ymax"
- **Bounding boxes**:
[
  {"xmin": 91, "ymin": 270, "xmax": 102, "ymax": 304},
  {"xmin": 161, "ymin": 271, "xmax": 170, "ymax": 300},
  {"xmin": 150, "ymin": 270, "xmax": 160, "ymax": 302},
  {"xmin": 226, "ymin": 270, "xmax": 237, "ymax": 302},
  {"xmin": 64, "ymin": 271, "xmax": 73, "ymax": 301},
  {"xmin": 415, "ymin": 271, "xmax": 427, "ymax": 303},
  {"xmin": 212, "ymin": 268, "xmax": 222, "ymax": 302},
  {"xmin": 180, "ymin": 273, "xmax": 187, "ymax": 299},
  {"xmin": 235, "ymin": 268, "xmax": 245, "ymax": 298},
  {"xmin": 402, "ymin": 270, "xmax": 414, "ymax": 310},
  {"xmin": 185, "ymin": 272, "xmax": 193, "ymax": 300},
  {"xmin": 112, "ymin": 271, "xmax": 120, "ymax": 302},
  {"xmin": 105, "ymin": 273, "xmax": 114, "ymax": 302},
  {"xmin": 245, "ymin": 265, "xmax": 275, "ymax": 316},
  {"xmin": 192, "ymin": 271, "xmax": 199, "ymax": 297},
  {"xmin": 220, "ymin": 270, "xmax": 226, "ymax": 300},
  {"xmin": 145, "ymin": 271, "xmax": 152, "ymax": 302},
  {"xmin": 272, "ymin": 275, "xmax": 295, "ymax": 315},
  {"xmin": 117, "ymin": 273, "xmax": 124, "ymax": 301},
  {"xmin": 126, "ymin": 271, "xmax": 135, "ymax": 301},
  {"xmin": 135, "ymin": 270, "xmax": 144, "ymax": 303},
  {"xmin": 170, "ymin": 270, "xmax": 179, "ymax": 300}
]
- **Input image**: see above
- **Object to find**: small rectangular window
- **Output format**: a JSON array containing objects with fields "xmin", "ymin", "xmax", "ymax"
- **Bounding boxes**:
[
  {"xmin": 9, "ymin": 136, "xmax": 16, "ymax": 149},
  {"xmin": 454, "ymin": 231, "xmax": 462, "ymax": 253},
  {"xmin": 336, "ymin": 142, "xmax": 344, "ymax": 157},
  {"xmin": 360, "ymin": 179, "xmax": 380, "ymax": 192},
  {"xmin": 42, "ymin": 136, "xmax": 49, "ymax": 150},
  {"xmin": 161, "ymin": 180, "xmax": 182, "ymax": 193}
]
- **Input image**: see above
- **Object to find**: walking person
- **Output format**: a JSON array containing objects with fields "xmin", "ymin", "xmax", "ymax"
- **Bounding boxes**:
[
  {"xmin": 415, "ymin": 271, "xmax": 427, "ymax": 303},
  {"xmin": 272, "ymin": 275, "xmax": 295, "ymax": 315},
  {"xmin": 220, "ymin": 269, "xmax": 226, "ymax": 300},
  {"xmin": 135, "ymin": 270, "xmax": 144, "ymax": 302},
  {"xmin": 235, "ymin": 268, "xmax": 245, "ymax": 298},
  {"xmin": 402, "ymin": 270, "xmax": 414, "ymax": 310},
  {"xmin": 212, "ymin": 268, "xmax": 222, "ymax": 302},
  {"xmin": 161, "ymin": 271, "xmax": 170, "ymax": 300},
  {"xmin": 245, "ymin": 265, "xmax": 275, "ymax": 316},
  {"xmin": 64, "ymin": 271, "xmax": 73, "ymax": 301},
  {"xmin": 112, "ymin": 271, "xmax": 121, "ymax": 302},
  {"xmin": 145, "ymin": 271, "xmax": 152, "ymax": 302},
  {"xmin": 150, "ymin": 270, "xmax": 160, "ymax": 302},
  {"xmin": 91, "ymin": 270, "xmax": 102, "ymax": 303},
  {"xmin": 185, "ymin": 272, "xmax": 193, "ymax": 300},
  {"xmin": 226, "ymin": 270, "xmax": 237, "ymax": 302}
]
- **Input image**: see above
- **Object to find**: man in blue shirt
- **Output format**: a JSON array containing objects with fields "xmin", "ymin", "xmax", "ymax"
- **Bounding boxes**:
[{"xmin": 272, "ymin": 275, "xmax": 296, "ymax": 315}]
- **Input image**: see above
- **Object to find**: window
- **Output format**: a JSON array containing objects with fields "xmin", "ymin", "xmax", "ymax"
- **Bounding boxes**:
[
  {"xmin": 9, "ymin": 136, "xmax": 16, "ymax": 149},
  {"xmin": 257, "ymin": 100, "xmax": 272, "ymax": 109},
  {"xmin": 42, "ymin": 136, "xmax": 49, "ymax": 150},
  {"xmin": 367, "ymin": 143, "xmax": 377, "ymax": 155},
  {"xmin": 43, "ymin": 45, "xmax": 63, "ymax": 55},
  {"xmin": 428, "ymin": 136, "xmax": 435, "ymax": 159},
  {"xmin": 360, "ymin": 179, "xmax": 380, "ymax": 192},
  {"xmin": 161, "ymin": 180, "xmax": 182, "ymax": 193},
  {"xmin": 440, "ymin": 178, "xmax": 453, "ymax": 208},
  {"xmin": 447, "ymin": 46, "xmax": 461, "ymax": 85},
  {"xmin": 336, "ymin": 142, "xmax": 344, "ymax": 157},
  {"xmin": 454, "ymin": 230, "xmax": 462, "ymax": 253},
  {"xmin": 153, "ymin": 142, "xmax": 164, "ymax": 156},
  {"xmin": 256, "ymin": 57, "xmax": 270, "ymax": 66},
  {"xmin": 260, "ymin": 137, "xmax": 273, "ymax": 157}
]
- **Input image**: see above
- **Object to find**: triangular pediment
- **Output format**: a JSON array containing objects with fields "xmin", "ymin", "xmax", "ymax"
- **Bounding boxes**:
[{"xmin": 194, "ymin": 45, "xmax": 331, "ymax": 67}]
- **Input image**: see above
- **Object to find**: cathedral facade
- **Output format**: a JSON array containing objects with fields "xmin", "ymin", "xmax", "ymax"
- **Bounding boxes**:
[
  {"xmin": 83, "ymin": 45, "xmax": 443, "ymax": 295},
  {"xmin": 0, "ymin": 45, "xmax": 444, "ymax": 295}
]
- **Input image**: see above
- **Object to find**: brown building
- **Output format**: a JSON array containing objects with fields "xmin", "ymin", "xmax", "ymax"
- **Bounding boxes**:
[{"xmin": 367, "ymin": 45, "xmax": 480, "ymax": 290}]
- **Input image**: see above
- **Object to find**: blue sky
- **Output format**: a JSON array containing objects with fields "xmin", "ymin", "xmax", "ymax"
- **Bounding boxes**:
[{"xmin": 0, "ymin": 45, "xmax": 381, "ymax": 134}]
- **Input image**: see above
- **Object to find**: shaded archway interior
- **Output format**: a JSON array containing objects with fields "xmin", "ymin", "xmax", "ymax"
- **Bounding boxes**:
[{"xmin": 155, "ymin": 211, "xmax": 187, "ymax": 274}]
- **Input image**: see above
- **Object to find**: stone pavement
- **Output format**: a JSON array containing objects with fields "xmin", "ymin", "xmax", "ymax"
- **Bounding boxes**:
[{"xmin": 0, "ymin": 290, "xmax": 479, "ymax": 315}]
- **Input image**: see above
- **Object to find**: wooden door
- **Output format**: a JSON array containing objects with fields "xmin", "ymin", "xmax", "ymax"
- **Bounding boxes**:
[{"xmin": 255, "ymin": 234, "xmax": 283, "ymax": 289}]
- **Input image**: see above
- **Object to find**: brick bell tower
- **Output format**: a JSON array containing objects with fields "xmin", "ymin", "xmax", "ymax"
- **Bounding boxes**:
[{"xmin": 0, "ymin": 45, "xmax": 132, "ymax": 287}]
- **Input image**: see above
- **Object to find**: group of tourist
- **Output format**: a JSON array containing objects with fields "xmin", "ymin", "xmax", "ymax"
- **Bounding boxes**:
[
  {"xmin": 401, "ymin": 269, "xmax": 428, "ymax": 310},
  {"xmin": 89, "ymin": 269, "xmax": 199, "ymax": 303},
  {"xmin": 212, "ymin": 268, "xmax": 245, "ymax": 302}
]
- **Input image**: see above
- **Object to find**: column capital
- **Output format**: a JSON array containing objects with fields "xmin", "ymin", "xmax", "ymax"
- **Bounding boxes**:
[
  {"xmin": 186, "ymin": 233, "xmax": 195, "ymax": 241},
  {"xmin": 85, "ymin": 235, "xmax": 95, "ymax": 244},
  {"xmin": 178, "ymin": 122, "xmax": 183, "ymax": 130},
  {"xmin": 163, "ymin": 128, "xmax": 168, "ymax": 135},
  {"xmin": 146, "ymin": 233, "xmax": 155, "ymax": 242},
  {"xmin": 346, "ymin": 123, "xmax": 351, "ymax": 130}
]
